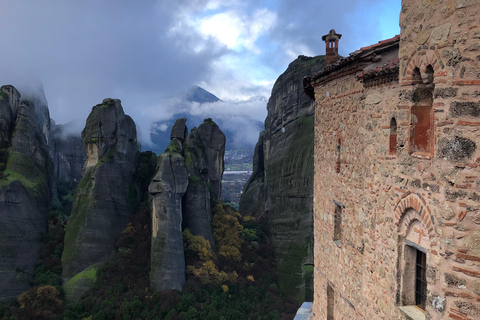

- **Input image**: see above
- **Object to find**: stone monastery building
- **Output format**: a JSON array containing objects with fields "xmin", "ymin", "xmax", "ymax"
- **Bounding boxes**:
[{"xmin": 303, "ymin": 0, "xmax": 480, "ymax": 319}]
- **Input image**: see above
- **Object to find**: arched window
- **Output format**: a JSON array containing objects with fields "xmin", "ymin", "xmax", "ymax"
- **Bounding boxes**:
[
  {"xmin": 397, "ymin": 209, "xmax": 430, "ymax": 317},
  {"xmin": 389, "ymin": 118, "xmax": 397, "ymax": 155}
]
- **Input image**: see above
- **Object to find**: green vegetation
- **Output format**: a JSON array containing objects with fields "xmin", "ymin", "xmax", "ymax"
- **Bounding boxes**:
[
  {"xmin": 184, "ymin": 146, "xmax": 195, "ymax": 169},
  {"xmin": 195, "ymin": 141, "xmax": 205, "ymax": 150},
  {"xmin": 64, "ymin": 266, "xmax": 97, "ymax": 300},
  {"xmin": 2, "ymin": 150, "xmax": 298, "ymax": 319},
  {"xmin": 0, "ymin": 151, "xmax": 48, "ymax": 198},
  {"xmin": 203, "ymin": 118, "xmax": 217, "ymax": 126},
  {"xmin": 97, "ymin": 147, "xmax": 116, "ymax": 166},
  {"xmin": 85, "ymin": 138, "xmax": 98, "ymax": 144},
  {"xmin": 61, "ymin": 168, "xmax": 94, "ymax": 266},
  {"xmin": 94, "ymin": 99, "xmax": 116, "ymax": 109},
  {"xmin": 164, "ymin": 139, "xmax": 182, "ymax": 154},
  {"xmin": 0, "ymin": 90, "xmax": 6, "ymax": 100}
]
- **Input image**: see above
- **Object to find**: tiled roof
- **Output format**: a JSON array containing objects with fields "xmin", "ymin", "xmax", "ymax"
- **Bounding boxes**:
[
  {"xmin": 306, "ymin": 35, "xmax": 400, "ymax": 82},
  {"xmin": 356, "ymin": 35, "xmax": 400, "ymax": 53},
  {"xmin": 357, "ymin": 57, "xmax": 399, "ymax": 80}
]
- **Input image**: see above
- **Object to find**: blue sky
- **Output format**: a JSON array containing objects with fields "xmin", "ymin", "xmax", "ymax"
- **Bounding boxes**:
[{"xmin": 0, "ymin": 0, "xmax": 400, "ymax": 145}]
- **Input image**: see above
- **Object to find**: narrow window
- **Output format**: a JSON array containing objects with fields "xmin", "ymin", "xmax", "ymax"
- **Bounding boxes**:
[
  {"xmin": 327, "ymin": 284, "xmax": 334, "ymax": 320},
  {"xmin": 415, "ymin": 250, "xmax": 427, "ymax": 310},
  {"xmin": 389, "ymin": 117, "xmax": 397, "ymax": 155},
  {"xmin": 333, "ymin": 204, "xmax": 342, "ymax": 242},
  {"xmin": 335, "ymin": 138, "xmax": 341, "ymax": 173}
]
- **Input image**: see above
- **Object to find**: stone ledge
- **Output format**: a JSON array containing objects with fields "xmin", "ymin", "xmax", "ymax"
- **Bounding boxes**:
[{"xmin": 399, "ymin": 305, "xmax": 425, "ymax": 320}]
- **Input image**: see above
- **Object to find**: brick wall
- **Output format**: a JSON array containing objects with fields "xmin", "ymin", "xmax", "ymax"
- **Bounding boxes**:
[{"xmin": 310, "ymin": 1, "xmax": 480, "ymax": 319}]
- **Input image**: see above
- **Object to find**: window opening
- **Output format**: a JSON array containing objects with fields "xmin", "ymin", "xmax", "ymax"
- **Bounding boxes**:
[
  {"xmin": 389, "ymin": 117, "xmax": 397, "ymax": 155},
  {"xmin": 415, "ymin": 250, "xmax": 427, "ymax": 310},
  {"xmin": 327, "ymin": 284, "xmax": 334, "ymax": 320},
  {"xmin": 409, "ymin": 65, "xmax": 434, "ymax": 156},
  {"xmin": 335, "ymin": 138, "xmax": 341, "ymax": 173},
  {"xmin": 333, "ymin": 204, "xmax": 342, "ymax": 242}
]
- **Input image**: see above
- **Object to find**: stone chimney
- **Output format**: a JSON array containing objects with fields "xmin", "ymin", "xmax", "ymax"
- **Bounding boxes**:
[{"xmin": 322, "ymin": 29, "xmax": 342, "ymax": 66}]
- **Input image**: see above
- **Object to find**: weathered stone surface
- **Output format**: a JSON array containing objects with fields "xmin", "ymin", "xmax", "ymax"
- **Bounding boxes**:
[
  {"xmin": 306, "ymin": 0, "xmax": 480, "ymax": 319},
  {"xmin": 170, "ymin": 118, "xmax": 188, "ymax": 143},
  {"xmin": 466, "ymin": 231, "xmax": 480, "ymax": 255},
  {"xmin": 450, "ymin": 101, "xmax": 480, "ymax": 117},
  {"xmin": 434, "ymin": 87, "xmax": 457, "ymax": 99},
  {"xmin": 431, "ymin": 23, "xmax": 451, "ymax": 43},
  {"xmin": 365, "ymin": 93, "xmax": 382, "ymax": 105},
  {"xmin": 193, "ymin": 119, "xmax": 226, "ymax": 200},
  {"xmin": 472, "ymin": 280, "xmax": 480, "ymax": 296},
  {"xmin": 445, "ymin": 273, "xmax": 466, "ymax": 287},
  {"xmin": 415, "ymin": 30, "xmax": 430, "ymax": 45},
  {"xmin": 0, "ymin": 85, "xmax": 52, "ymax": 301},
  {"xmin": 239, "ymin": 131, "xmax": 265, "ymax": 216},
  {"xmin": 0, "ymin": 85, "xmax": 20, "ymax": 149},
  {"xmin": 240, "ymin": 55, "xmax": 323, "ymax": 301},
  {"xmin": 182, "ymin": 119, "xmax": 225, "ymax": 246},
  {"xmin": 61, "ymin": 99, "xmax": 137, "ymax": 286},
  {"xmin": 149, "ymin": 118, "xmax": 226, "ymax": 291},
  {"xmin": 455, "ymin": 0, "xmax": 479, "ymax": 9},
  {"xmin": 454, "ymin": 301, "xmax": 480, "ymax": 317},
  {"xmin": 149, "ymin": 146, "xmax": 188, "ymax": 291},
  {"xmin": 438, "ymin": 136, "xmax": 476, "ymax": 161}
]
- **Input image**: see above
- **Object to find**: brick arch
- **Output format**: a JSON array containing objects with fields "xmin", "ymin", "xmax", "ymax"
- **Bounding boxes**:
[
  {"xmin": 402, "ymin": 49, "xmax": 442, "ymax": 78},
  {"xmin": 394, "ymin": 192, "xmax": 438, "ymax": 243}
]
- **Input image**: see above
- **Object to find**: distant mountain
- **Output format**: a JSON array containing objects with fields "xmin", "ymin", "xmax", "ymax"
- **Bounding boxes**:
[
  {"xmin": 147, "ymin": 86, "xmax": 263, "ymax": 155},
  {"xmin": 185, "ymin": 85, "xmax": 221, "ymax": 103}
]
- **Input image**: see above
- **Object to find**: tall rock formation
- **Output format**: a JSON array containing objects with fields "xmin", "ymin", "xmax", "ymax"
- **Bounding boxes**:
[
  {"xmin": 149, "ymin": 118, "xmax": 225, "ymax": 291},
  {"xmin": 239, "ymin": 55, "xmax": 325, "ymax": 301},
  {"xmin": 183, "ymin": 119, "xmax": 225, "ymax": 246},
  {"xmin": 149, "ymin": 139, "xmax": 188, "ymax": 291},
  {"xmin": 61, "ymin": 99, "xmax": 137, "ymax": 293},
  {"xmin": 0, "ymin": 85, "xmax": 52, "ymax": 300}
]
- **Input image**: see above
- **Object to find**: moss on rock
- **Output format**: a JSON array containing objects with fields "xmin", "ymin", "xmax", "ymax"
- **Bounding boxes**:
[
  {"xmin": 61, "ymin": 168, "xmax": 94, "ymax": 267},
  {"xmin": 63, "ymin": 265, "xmax": 97, "ymax": 302}
]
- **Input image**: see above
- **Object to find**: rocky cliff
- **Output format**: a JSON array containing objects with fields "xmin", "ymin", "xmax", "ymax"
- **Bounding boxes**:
[
  {"xmin": 149, "ymin": 118, "xmax": 225, "ymax": 291},
  {"xmin": 149, "ymin": 140, "xmax": 188, "ymax": 291},
  {"xmin": 183, "ymin": 119, "xmax": 225, "ymax": 246},
  {"xmin": 239, "ymin": 55, "xmax": 325, "ymax": 301},
  {"xmin": 61, "ymin": 99, "xmax": 137, "ymax": 299},
  {"xmin": 0, "ymin": 85, "xmax": 52, "ymax": 301}
]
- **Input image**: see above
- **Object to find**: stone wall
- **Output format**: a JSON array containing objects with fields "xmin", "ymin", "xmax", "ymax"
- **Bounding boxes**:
[{"xmin": 309, "ymin": 1, "xmax": 480, "ymax": 319}]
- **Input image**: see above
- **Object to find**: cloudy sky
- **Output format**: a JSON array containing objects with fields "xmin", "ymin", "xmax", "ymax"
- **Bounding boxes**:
[{"xmin": 0, "ymin": 0, "xmax": 400, "ymax": 146}]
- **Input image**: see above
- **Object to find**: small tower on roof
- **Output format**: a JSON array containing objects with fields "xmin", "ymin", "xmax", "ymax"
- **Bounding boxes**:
[{"xmin": 322, "ymin": 29, "xmax": 342, "ymax": 66}]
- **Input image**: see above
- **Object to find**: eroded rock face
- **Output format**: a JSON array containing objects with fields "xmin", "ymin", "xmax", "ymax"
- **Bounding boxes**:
[
  {"xmin": 149, "ymin": 141, "xmax": 188, "ymax": 291},
  {"xmin": 62, "ymin": 99, "xmax": 137, "ymax": 285},
  {"xmin": 0, "ymin": 85, "xmax": 52, "ymax": 301},
  {"xmin": 149, "ymin": 118, "xmax": 225, "ymax": 291},
  {"xmin": 182, "ymin": 119, "xmax": 225, "ymax": 246},
  {"xmin": 239, "ymin": 55, "xmax": 325, "ymax": 301}
]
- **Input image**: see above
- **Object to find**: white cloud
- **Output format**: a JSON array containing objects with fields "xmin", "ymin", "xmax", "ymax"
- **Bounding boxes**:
[{"xmin": 0, "ymin": 0, "xmax": 401, "ymax": 149}]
